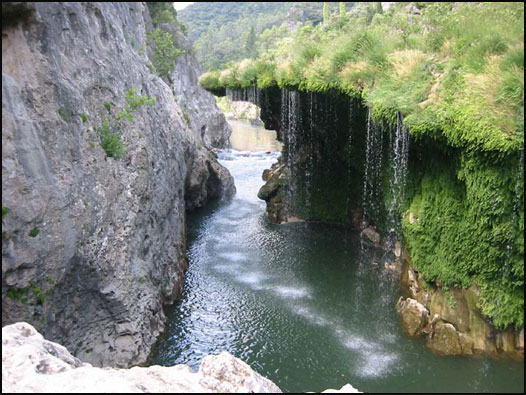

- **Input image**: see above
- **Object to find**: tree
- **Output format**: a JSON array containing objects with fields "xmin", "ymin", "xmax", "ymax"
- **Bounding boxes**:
[
  {"xmin": 245, "ymin": 25, "xmax": 256, "ymax": 58},
  {"xmin": 323, "ymin": 2, "xmax": 330, "ymax": 25},
  {"xmin": 339, "ymin": 2, "xmax": 346, "ymax": 18}
]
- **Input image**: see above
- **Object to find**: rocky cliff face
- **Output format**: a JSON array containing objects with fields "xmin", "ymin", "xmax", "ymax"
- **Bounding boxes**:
[{"xmin": 2, "ymin": 2, "xmax": 234, "ymax": 368}]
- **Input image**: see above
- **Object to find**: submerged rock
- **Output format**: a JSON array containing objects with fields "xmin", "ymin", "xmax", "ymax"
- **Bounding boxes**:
[
  {"xmin": 398, "ymin": 261, "xmax": 524, "ymax": 359},
  {"xmin": 426, "ymin": 321, "xmax": 463, "ymax": 356},
  {"xmin": 360, "ymin": 227, "xmax": 381, "ymax": 245},
  {"xmin": 316, "ymin": 383, "xmax": 362, "ymax": 393}
]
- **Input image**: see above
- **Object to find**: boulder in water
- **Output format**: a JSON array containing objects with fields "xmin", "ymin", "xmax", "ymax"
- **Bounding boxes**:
[{"xmin": 396, "ymin": 297, "xmax": 429, "ymax": 336}]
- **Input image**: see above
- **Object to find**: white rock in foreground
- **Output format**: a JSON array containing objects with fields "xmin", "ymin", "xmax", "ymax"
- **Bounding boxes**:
[
  {"xmin": 2, "ymin": 322, "xmax": 281, "ymax": 393},
  {"xmin": 2, "ymin": 322, "xmax": 361, "ymax": 393},
  {"xmin": 322, "ymin": 384, "xmax": 362, "ymax": 393}
]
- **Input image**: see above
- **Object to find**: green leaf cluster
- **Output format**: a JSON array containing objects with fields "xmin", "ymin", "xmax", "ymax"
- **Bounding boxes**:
[
  {"xmin": 147, "ymin": 28, "xmax": 184, "ymax": 80},
  {"xmin": 403, "ymin": 150, "xmax": 524, "ymax": 328},
  {"xmin": 100, "ymin": 89, "xmax": 156, "ymax": 159},
  {"xmin": 100, "ymin": 119, "xmax": 125, "ymax": 159}
]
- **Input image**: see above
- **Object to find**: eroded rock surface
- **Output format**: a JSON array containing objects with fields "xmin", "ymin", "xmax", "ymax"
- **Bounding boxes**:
[
  {"xmin": 1, "ymin": 322, "xmax": 281, "ymax": 393},
  {"xmin": 396, "ymin": 297, "xmax": 429, "ymax": 336},
  {"xmin": 2, "ymin": 2, "xmax": 233, "ymax": 368},
  {"xmin": 398, "ymin": 264, "xmax": 524, "ymax": 359}
]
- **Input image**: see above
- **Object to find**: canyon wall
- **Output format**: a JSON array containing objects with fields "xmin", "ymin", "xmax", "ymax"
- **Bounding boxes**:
[{"xmin": 2, "ymin": 2, "xmax": 234, "ymax": 368}]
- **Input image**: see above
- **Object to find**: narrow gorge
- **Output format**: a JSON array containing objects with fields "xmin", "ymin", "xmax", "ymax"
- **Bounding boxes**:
[{"xmin": 2, "ymin": 2, "xmax": 524, "ymax": 393}]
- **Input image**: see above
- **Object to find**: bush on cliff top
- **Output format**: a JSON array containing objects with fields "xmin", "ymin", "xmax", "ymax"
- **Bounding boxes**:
[{"xmin": 200, "ymin": 2, "xmax": 524, "ymax": 154}]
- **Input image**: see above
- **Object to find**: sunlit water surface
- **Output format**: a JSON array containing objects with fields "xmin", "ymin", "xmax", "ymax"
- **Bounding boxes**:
[{"xmin": 149, "ymin": 121, "xmax": 524, "ymax": 393}]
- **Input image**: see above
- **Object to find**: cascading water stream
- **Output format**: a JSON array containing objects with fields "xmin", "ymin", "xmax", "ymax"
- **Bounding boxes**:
[
  {"xmin": 346, "ymin": 97, "xmax": 354, "ymax": 214},
  {"xmin": 386, "ymin": 112, "xmax": 410, "ymax": 250},
  {"xmin": 362, "ymin": 109, "xmax": 384, "ymax": 224}
]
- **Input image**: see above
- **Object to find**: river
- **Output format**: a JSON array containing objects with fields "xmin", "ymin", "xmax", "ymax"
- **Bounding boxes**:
[{"xmin": 149, "ymin": 120, "xmax": 524, "ymax": 393}]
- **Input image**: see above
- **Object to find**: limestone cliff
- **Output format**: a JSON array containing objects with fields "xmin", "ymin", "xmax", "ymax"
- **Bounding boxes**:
[{"xmin": 2, "ymin": 2, "xmax": 234, "ymax": 368}]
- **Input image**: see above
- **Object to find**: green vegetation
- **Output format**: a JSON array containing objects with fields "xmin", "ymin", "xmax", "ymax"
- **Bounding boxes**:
[
  {"xmin": 58, "ymin": 108, "xmax": 69, "ymax": 122},
  {"xmin": 403, "ymin": 150, "xmax": 524, "ymax": 328},
  {"xmin": 145, "ymin": 2, "xmax": 186, "ymax": 80},
  {"xmin": 147, "ymin": 1, "xmax": 186, "ymax": 33},
  {"xmin": 6, "ymin": 287, "xmax": 30, "ymax": 303},
  {"xmin": 99, "ymin": 88, "xmax": 156, "ymax": 159},
  {"xmin": 116, "ymin": 87, "xmax": 157, "ymax": 123},
  {"xmin": 180, "ymin": 2, "xmax": 351, "ymax": 71},
  {"xmin": 1, "ymin": 2, "xmax": 34, "ymax": 29},
  {"xmin": 100, "ymin": 119, "xmax": 125, "ymax": 159},
  {"xmin": 80, "ymin": 114, "xmax": 88, "ymax": 123},
  {"xmin": 2, "ymin": 206, "xmax": 8, "ymax": 220},
  {"xmin": 201, "ymin": 2, "xmax": 524, "ymax": 154},
  {"xmin": 6, "ymin": 281, "xmax": 53, "ymax": 305},
  {"xmin": 147, "ymin": 28, "xmax": 184, "ymax": 80},
  {"xmin": 28, "ymin": 227, "xmax": 40, "ymax": 237},
  {"xmin": 104, "ymin": 102, "xmax": 111, "ymax": 113},
  {"xmin": 323, "ymin": 3, "xmax": 330, "ymax": 25}
]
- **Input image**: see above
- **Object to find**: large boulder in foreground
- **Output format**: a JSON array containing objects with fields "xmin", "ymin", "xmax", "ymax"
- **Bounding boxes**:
[{"xmin": 1, "ymin": 322, "xmax": 281, "ymax": 393}]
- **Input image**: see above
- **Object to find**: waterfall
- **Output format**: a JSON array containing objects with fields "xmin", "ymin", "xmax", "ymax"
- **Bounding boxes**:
[
  {"xmin": 362, "ymin": 108, "xmax": 384, "ymax": 224},
  {"xmin": 304, "ymin": 92, "xmax": 315, "ymax": 216},
  {"xmin": 386, "ymin": 112, "xmax": 410, "ymax": 248},
  {"xmin": 346, "ymin": 97, "xmax": 354, "ymax": 214}
]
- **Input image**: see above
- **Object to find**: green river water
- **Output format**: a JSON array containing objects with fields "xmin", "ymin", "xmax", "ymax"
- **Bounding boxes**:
[{"xmin": 149, "ymin": 121, "xmax": 524, "ymax": 393}]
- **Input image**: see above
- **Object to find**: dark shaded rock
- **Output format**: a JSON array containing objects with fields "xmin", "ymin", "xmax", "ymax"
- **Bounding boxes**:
[{"xmin": 360, "ymin": 227, "xmax": 381, "ymax": 245}]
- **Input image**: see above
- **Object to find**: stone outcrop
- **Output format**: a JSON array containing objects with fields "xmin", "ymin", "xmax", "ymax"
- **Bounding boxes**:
[
  {"xmin": 2, "ymin": 2, "xmax": 234, "ymax": 368},
  {"xmin": 398, "ymin": 263, "xmax": 524, "ymax": 359},
  {"xmin": 1, "ymin": 322, "xmax": 281, "ymax": 393},
  {"xmin": 396, "ymin": 297, "xmax": 429, "ymax": 336},
  {"xmin": 360, "ymin": 227, "xmax": 381, "ymax": 246},
  {"xmin": 218, "ymin": 97, "xmax": 263, "ymax": 126},
  {"xmin": 257, "ymin": 160, "xmax": 289, "ymax": 223},
  {"xmin": 3, "ymin": 322, "xmax": 362, "ymax": 393}
]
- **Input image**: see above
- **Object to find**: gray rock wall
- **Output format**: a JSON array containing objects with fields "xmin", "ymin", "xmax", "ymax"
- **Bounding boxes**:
[{"xmin": 2, "ymin": 2, "xmax": 233, "ymax": 368}]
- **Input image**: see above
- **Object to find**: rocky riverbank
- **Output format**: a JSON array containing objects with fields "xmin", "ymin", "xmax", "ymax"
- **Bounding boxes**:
[{"xmin": 397, "ymin": 258, "xmax": 524, "ymax": 359}]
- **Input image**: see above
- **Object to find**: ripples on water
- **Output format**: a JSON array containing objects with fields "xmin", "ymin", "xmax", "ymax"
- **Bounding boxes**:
[{"xmin": 149, "ymin": 125, "xmax": 524, "ymax": 393}]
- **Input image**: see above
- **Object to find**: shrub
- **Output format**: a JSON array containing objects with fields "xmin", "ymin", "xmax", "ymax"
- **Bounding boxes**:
[
  {"xmin": 29, "ymin": 227, "xmax": 40, "ymax": 237},
  {"xmin": 100, "ymin": 119, "xmax": 125, "ymax": 159},
  {"xmin": 58, "ymin": 108, "xmax": 69, "ymax": 122},
  {"xmin": 147, "ymin": 28, "xmax": 184, "ymax": 80}
]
